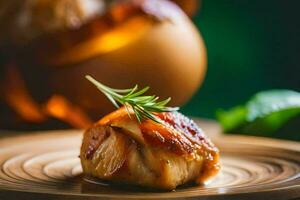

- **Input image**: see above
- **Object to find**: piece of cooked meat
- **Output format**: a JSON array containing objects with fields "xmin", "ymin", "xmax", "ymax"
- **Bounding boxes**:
[{"xmin": 80, "ymin": 107, "xmax": 220, "ymax": 190}]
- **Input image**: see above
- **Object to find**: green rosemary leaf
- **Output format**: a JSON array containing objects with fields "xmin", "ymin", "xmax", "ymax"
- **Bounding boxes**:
[
  {"xmin": 104, "ymin": 93, "xmax": 119, "ymax": 108},
  {"xmin": 127, "ymin": 86, "xmax": 150, "ymax": 98},
  {"xmin": 86, "ymin": 75, "xmax": 178, "ymax": 123},
  {"xmin": 120, "ymin": 85, "xmax": 138, "ymax": 96},
  {"xmin": 155, "ymin": 97, "xmax": 171, "ymax": 106}
]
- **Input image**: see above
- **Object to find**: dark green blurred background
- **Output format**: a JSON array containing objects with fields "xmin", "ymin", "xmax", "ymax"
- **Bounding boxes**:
[{"xmin": 182, "ymin": 0, "xmax": 300, "ymax": 118}]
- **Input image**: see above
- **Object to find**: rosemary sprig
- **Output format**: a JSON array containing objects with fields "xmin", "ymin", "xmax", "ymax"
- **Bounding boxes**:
[{"xmin": 85, "ymin": 75, "xmax": 178, "ymax": 123}]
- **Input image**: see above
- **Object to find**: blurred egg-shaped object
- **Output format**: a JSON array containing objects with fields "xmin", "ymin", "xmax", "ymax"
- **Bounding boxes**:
[
  {"xmin": 171, "ymin": 0, "xmax": 199, "ymax": 16},
  {"xmin": 0, "ymin": 0, "xmax": 207, "ymax": 120}
]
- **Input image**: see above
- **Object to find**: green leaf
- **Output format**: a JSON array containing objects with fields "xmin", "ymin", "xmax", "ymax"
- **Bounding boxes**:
[
  {"xmin": 216, "ymin": 106, "xmax": 247, "ymax": 133},
  {"xmin": 241, "ymin": 108, "xmax": 300, "ymax": 136},
  {"xmin": 216, "ymin": 90, "xmax": 300, "ymax": 140},
  {"xmin": 246, "ymin": 90, "xmax": 300, "ymax": 121}
]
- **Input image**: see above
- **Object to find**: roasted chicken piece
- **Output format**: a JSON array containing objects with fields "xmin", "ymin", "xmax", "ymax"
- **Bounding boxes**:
[{"xmin": 80, "ymin": 107, "xmax": 220, "ymax": 190}]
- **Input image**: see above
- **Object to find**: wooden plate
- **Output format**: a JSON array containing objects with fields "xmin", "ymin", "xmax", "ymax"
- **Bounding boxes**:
[{"xmin": 0, "ymin": 121, "xmax": 299, "ymax": 200}]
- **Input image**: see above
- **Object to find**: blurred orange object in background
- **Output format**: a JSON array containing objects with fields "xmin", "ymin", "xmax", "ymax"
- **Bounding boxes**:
[{"xmin": 0, "ymin": 0, "xmax": 206, "ymax": 129}]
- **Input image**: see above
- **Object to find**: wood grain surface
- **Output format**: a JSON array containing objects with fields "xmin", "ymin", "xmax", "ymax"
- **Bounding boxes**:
[{"xmin": 0, "ymin": 120, "xmax": 299, "ymax": 200}]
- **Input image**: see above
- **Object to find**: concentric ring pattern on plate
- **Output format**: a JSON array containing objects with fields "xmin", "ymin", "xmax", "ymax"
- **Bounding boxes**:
[{"xmin": 0, "ymin": 129, "xmax": 299, "ymax": 200}]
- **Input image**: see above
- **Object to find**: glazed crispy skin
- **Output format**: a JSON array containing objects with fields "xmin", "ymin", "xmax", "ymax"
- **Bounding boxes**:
[{"xmin": 80, "ymin": 107, "xmax": 220, "ymax": 189}]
